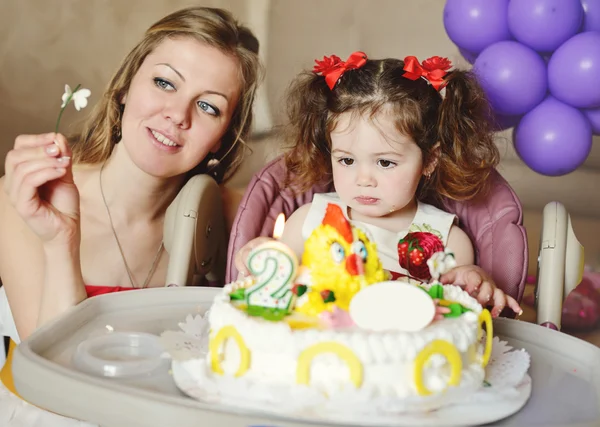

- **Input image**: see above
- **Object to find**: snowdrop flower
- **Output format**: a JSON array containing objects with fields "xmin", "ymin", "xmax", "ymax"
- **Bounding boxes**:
[
  {"xmin": 427, "ymin": 249, "xmax": 457, "ymax": 281},
  {"xmin": 55, "ymin": 83, "xmax": 91, "ymax": 132},
  {"xmin": 61, "ymin": 84, "xmax": 91, "ymax": 110}
]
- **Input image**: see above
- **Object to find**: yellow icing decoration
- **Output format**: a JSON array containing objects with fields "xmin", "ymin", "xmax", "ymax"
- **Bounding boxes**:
[
  {"xmin": 296, "ymin": 342, "xmax": 363, "ymax": 388},
  {"xmin": 285, "ymin": 317, "xmax": 323, "ymax": 330},
  {"xmin": 413, "ymin": 340, "xmax": 462, "ymax": 396},
  {"xmin": 209, "ymin": 325, "xmax": 250, "ymax": 377},
  {"xmin": 477, "ymin": 309, "xmax": 493, "ymax": 367},
  {"xmin": 298, "ymin": 220, "xmax": 386, "ymax": 316}
]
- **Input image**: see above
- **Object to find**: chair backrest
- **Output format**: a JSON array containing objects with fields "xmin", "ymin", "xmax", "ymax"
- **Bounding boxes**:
[
  {"xmin": 163, "ymin": 174, "xmax": 227, "ymax": 287},
  {"xmin": 226, "ymin": 155, "xmax": 528, "ymax": 305}
]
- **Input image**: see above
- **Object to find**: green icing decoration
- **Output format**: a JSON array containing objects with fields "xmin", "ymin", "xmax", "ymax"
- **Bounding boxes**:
[
  {"xmin": 483, "ymin": 380, "xmax": 492, "ymax": 387},
  {"xmin": 229, "ymin": 288, "xmax": 246, "ymax": 301},
  {"xmin": 292, "ymin": 284, "xmax": 308, "ymax": 297},
  {"xmin": 428, "ymin": 284, "xmax": 444, "ymax": 299},
  {"xmin": 443, "ymin": 303, "xmax": 472, "ymax": 318},
  {"xmin": 246, "ymin": 305, "xmax": 289, "ymax": 321},
  {"xmin": 321, "ymin": 290, "xmax": 336, "ymax": 303}
]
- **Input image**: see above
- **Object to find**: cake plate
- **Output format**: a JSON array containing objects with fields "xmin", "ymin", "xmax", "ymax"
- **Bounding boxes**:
[{"xmin": 12, "ymin": 287, "xmax": 600, "ymax": 427}]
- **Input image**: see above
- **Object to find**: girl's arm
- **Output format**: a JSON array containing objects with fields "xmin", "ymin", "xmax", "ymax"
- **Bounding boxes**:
[
  {"xmin": 233, "ymin": 203, "xmax": 313, "ymax": 278},
  {"xmin": 446, "ymin": 225, "xmax": 474, "ymax": 266},
  {"xmin": 443, "ymin": 224, "xmax": 521, "ymax": 316},
  {"xmin": 279, "ymin": 203, "xmax": 312, "ymax": 260}
]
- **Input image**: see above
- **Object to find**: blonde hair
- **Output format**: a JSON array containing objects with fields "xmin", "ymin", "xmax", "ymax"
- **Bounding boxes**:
[{"xmin": 73, "ymin": 7, "xmax": 261, "ymax": 182}]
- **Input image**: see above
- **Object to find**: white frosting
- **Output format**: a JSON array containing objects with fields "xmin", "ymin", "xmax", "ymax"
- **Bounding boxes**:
[{"xmin": 207, "ymin": 283, "xmax": 487, "ymax": 403}]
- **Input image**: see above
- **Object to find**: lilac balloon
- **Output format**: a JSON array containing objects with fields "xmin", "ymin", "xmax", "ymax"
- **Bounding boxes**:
[
  {"xmin": 515, "ymin": 96, "xmax": 592, "ymax": 176},
  {"xmin": 582, "ymin": 0, "xmax": 600, "ymax": 32},
  {"xmin": 508, "ymin": 0, "xmax": 583, "ymax": 52},
  {"xmin": 443, "ymin": 0, "xmax": 511, "ymax": 54},
  {"xmin": 582, "ymin": 107, "xmax": 600, "ymax": 134},
  {"xmin": 459, "ymin": 48, "xmax": 478, "ymax": 64},
  {"xmin": 493, "ymin": 114, "xmax": 522, "ymax": 131},
  {"xmin": 473, "ymin": 41, "xmax": 547, "ymax": 115},
  {"xmin": 548, "ymin": 31, "xmax": 600, "ymax": 108}
]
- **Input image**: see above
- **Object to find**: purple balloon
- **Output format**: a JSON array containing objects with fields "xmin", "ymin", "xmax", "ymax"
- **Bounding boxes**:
[
  {"xmin": 459, "ymin": 48, "xmax": 478, "ymax": 64},
  {"xmin": 582, "ymin": 0, "xmax": 600, "ymax": 32},
  {"xmin": 473, "ymin": 41, "xmax": 548, "ymax": 115},
  {"xmin": 508, "ymin": 0, "xmax": 583, "ymax": 52},
  {"xmin": 515, "ymin": 96, "xmax": 592, "ymax": 176},
  {"xmin": 548, "ymin": 31, "xmax": 600, "ymax": 108},
  {"xmin": 492, "ymin": 114, "xmax": 522, "ymax": 131},
  {"xmin": 443, "ymin": 0, "xmax": 511, "ymax": 54},
  {"xmin": 582, "ymin": 107, "xmax": 600, "ymax": 134}
]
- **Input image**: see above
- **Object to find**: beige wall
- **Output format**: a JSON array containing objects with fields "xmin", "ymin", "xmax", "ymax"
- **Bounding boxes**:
[{"xmin": 2, "ymin": 0, "xmax": 599, "ymax": 269}]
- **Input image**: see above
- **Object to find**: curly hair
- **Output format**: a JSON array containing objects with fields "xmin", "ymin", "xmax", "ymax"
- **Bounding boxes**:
[
  {"xmin": 72, "ymin": 7, "xmax": 262, "ymax": 183},
  {"xmin": 284, "ymin": 57, "xmax": 499, "ymax": 203}
]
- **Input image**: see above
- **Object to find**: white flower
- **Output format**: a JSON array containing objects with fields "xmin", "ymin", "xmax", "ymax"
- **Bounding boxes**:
[
  {"xmin": 427, "ymin": 249, "xmax": 457, "ymax": 280},
  {"xmin": 61, "ymin": 84, "xmax": 91, "ymax": 111},
  {"xmin": 56, "ymin": 83, "xmax": 91, "ymax": 132}
]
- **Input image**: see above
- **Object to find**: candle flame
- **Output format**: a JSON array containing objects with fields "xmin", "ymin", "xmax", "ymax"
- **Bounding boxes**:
[{"xmin": 273, "ymin": 213, "xmax": 286, "ymax": 239}]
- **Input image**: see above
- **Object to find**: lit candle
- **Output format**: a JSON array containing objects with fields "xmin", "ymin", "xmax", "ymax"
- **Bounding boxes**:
[{"xmin": 245, "ymin": 214, "xmax": 299, "ymax": 313}]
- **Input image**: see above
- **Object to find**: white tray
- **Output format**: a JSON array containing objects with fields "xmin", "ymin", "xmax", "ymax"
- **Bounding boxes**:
[{"xmin": 12, "ymin": 287, "xmax": 600, "ymax": 427}]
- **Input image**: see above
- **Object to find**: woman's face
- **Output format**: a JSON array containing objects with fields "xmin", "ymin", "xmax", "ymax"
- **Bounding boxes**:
[{"xmin": 120, "ymin": 36, "xmax": 241, "ymax": 178}]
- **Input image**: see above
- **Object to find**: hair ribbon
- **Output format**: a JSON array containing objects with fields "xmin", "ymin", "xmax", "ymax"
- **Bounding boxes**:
[
  {"xmin": 402, "ymin": 55, "xmax": 452, "ymax": 91},
  {"xmin": 313, "ymin": 51, "xmax": 368, "ymax": 90}
]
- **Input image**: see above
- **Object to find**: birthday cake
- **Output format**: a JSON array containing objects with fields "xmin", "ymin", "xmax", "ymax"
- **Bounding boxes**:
[
  {"xmin": 205, "ymin": 204, "xmax": 492, "ymax": 410},
  {"xmin": 164, "ymin": 203, "xmax": 531, "ymax": 421}
]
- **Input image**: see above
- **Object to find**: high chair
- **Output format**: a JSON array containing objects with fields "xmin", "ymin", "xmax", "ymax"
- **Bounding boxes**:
[
  {"xmin": 534, "ymin": 201, "xmax": 585, "ymax": 330},
  {"xmin": 226, "ymin": 155, "xmax": 529, "ymax": 311},
  {"xmin": 163, "ymin": 174, "xmax": 227, "ymax": 287}
]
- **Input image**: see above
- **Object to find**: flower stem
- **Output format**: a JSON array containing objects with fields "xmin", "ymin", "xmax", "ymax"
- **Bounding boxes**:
[{"xmin": 55, "ymin": 83, "xmax": 81, "ymax": 133}]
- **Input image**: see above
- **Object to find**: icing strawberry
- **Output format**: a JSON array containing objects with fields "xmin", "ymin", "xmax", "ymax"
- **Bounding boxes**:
[{"xmin": 397, "ymin": 232, "xmax": 445, "ymax": 281}]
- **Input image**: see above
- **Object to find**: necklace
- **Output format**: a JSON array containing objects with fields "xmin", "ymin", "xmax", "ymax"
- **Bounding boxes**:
[{"xmin": 99, "ymin": 161, "xmax": 164, "ymax": 288}]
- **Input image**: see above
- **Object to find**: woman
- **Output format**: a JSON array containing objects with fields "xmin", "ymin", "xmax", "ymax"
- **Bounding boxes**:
[{"xmin": 0, "ymin": 6, "xmax": 261, "ymax": 425}]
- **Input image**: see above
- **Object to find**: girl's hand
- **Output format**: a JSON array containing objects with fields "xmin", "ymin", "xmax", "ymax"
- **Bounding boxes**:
[
  {"xmin": 233, "ymin": 236, "xmax": 274, "ymax": 279},
  {"xmin": 433, "ymin": 300, "xmax": 451, "ymax": 320},
  {"xmin": 439, "ymin": 265, "xmax": 523, "ymax": 317},
  {"xmin": 3, "ymin": 133, "xmax": 80, "ymax": 245}
]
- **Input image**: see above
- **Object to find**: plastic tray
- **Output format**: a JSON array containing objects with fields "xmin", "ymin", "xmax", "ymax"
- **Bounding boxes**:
[{"xmin": 12, "ymin": 287, "xmax": 600, "ymax": 427}]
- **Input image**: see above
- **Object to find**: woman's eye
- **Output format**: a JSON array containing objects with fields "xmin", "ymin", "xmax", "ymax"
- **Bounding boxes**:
[
  {"xmin": 198, "ymin": 101, "xmax": 220, "ymax": 116},
  {"xmin": 339, "ymin": 158, "xmax": 354, "ymax": 166},
  {"xmin": 377, "ymin": 159, "xmax": 396, "ymax": 168},
  {"xmin": 330, "ymin": 242, "xmax": 346, "ymax": 264},
  {"xmin": 154, "ymin": 78, "xmax": 174, "ymax": 91}
]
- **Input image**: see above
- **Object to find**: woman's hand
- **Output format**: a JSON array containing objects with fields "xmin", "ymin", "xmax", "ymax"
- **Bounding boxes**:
[
  {"xmin": 440, "ymin": 265, "xmax": 522, "ymax": 317},
  {"xmin": 233, "ymin": 236, "xmax": 274, "ymax": 279},
  {"xmin": 3, "ymin": 133, "xmax": 80, "ymax": 244}
]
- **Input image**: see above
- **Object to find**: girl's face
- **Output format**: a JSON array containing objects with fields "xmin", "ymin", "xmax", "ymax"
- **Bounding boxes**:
[
  {"xmin": 120, "ymin": 37, "xmax": 241, "ymax": 178},
  {"xmin": 330, "ymin": 110, "xmax": 425, "ymax": 218}
]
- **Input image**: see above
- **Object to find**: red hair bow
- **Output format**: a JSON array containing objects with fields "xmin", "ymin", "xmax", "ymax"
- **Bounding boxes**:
[
  {"xmin": 313, "ymin": 51, "xmax": 368, "ymax": 90},
  {"xmin": 402, "ymin": 56, "xmax": 452, "ymax": 91}
]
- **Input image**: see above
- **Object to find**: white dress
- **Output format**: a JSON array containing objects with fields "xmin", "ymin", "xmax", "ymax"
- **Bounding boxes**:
[
  {"xmin": 0, "ymin": 287, "xmax": 97, "ymax": 427},
  {"xmin": 303, "ymin": 193, "xmax": 456, "ymax": 279}
]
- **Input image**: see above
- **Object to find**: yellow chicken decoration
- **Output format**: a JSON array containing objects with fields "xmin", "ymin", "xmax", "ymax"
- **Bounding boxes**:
[{"xmin": 293, "ymin": 203, "xmax": 386, "ymax": 317}]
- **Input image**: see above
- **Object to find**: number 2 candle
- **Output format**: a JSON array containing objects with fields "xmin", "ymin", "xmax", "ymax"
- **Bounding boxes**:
[{"xmin": 245, "ymin": 214, "xmax": 299, "ymax": 312}]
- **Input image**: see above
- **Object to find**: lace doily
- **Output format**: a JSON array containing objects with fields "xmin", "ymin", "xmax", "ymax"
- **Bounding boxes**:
[{"xmin": 160, "ymin": 314, "xmax": 531, "ymax": 423}]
